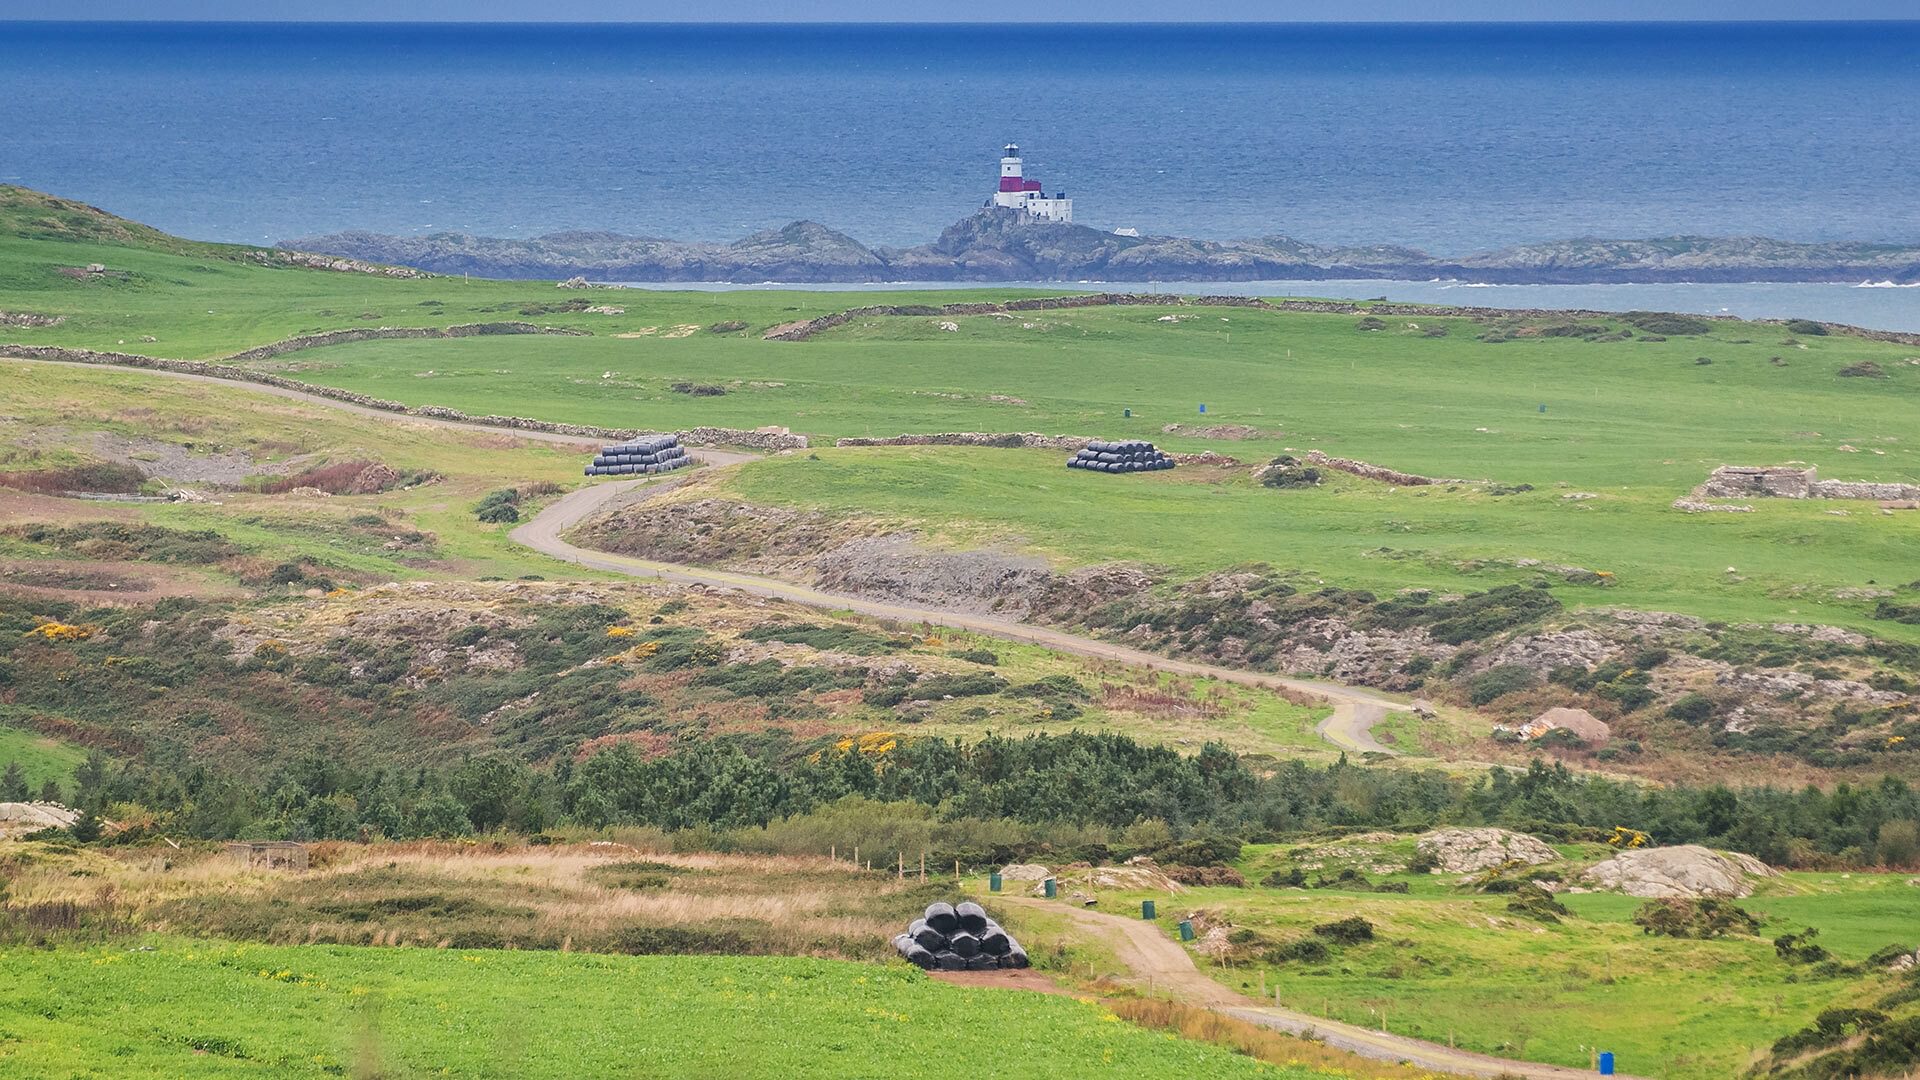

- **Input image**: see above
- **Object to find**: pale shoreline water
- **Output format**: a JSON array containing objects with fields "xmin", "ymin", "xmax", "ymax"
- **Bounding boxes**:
[{"xmin": 608, "ymin": 279, "xmax": 1920, "ymax": 334}]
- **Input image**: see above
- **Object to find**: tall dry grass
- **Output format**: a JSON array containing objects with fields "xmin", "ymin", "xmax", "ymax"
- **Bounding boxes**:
[
  {"xmin": 1107, "ymin": 996, "xmax": 1467, "ymax": 1080},
  {"xmin": 3, "ymin": 839, "xmax": 938, "ymax": 959}
]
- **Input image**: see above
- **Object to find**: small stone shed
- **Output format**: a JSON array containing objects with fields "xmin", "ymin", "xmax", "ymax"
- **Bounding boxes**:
[{"xmin": 225, "ymin": 840, "xmax": 309, "ymax": 871}]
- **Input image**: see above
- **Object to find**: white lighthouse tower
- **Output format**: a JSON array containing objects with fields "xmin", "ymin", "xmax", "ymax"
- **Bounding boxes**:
[{"xmin": 990, "ymin": 144, "xmax": 1073, "ymax": 224}]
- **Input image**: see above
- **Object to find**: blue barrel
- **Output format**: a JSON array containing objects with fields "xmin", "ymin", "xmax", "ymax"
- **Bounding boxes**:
[
  {"xmin": 1598, "ymin": 1052, "xmax": 1614, "ymax": 1075},
  {"xmin": 989, "ymin": 872, "xmax": 1002, "ymax": 893},
  {"xmin": 1043, "ymin": 878, "xmax": 1057, "ymax": 899},
  {"xmin": 1142, "ymin": 900, "xmax": 1156, "ymax": 920},
  {"xmin": 1177, "ymin": 920, "xmax": 1194, "ymax": 942}
]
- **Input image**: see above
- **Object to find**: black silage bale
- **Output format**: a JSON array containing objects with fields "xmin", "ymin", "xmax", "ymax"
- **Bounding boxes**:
[
  {"xmin": 955, "ymin": 902, "xmax": 988, "ymax": 935},
  {"xmin": 904, "ymin": 944, "xmax": 937, "ymax": 970},
  {"xmin": 934, "ymin": 951, "xmax": 966, "ymax": 971},
  {"xmin": 964, "ymin": 954, "xmax": 997, "ymax": 971},
  {"xmin": 924, "ymin": 903, "xmax": 960, "ymax": 935},
  {"xmin": 949, "ymin": 930, "xmax": 981, "ymax": 958},
  {"xmin": 979, "ymin": 927, "xmax": 1011, "ymax": 956},
  {"xmin": 911, "ymin": 924, "xmax": 945, "ymax": 952},
  {"xmin": 1005, "ymin": 944, "xmax": 1030, "ymax": 968}
]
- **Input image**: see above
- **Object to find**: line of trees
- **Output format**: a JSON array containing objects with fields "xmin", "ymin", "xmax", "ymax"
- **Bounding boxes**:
[{"xmin": 26, "ymin": 733, "xmax": 1920, "ymax": 870}]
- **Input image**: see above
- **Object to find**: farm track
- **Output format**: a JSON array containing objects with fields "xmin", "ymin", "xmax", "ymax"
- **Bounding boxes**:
[
  {"xmin": 513, "ymin": 471, "xmax": 1410, "ymax": 756},
  {"xmin": 6, "ymin": 354, "xmax": 1410, "ymax": 754},
  {"xmin": 997, "ymin": 897, "xmax": 1648, "ymax": 1080}
]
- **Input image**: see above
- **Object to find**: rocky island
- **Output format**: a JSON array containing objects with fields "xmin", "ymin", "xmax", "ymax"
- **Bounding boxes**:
[{"xmin": 285, "ymin": 207, "xmax": 1920, "ymax": 285}]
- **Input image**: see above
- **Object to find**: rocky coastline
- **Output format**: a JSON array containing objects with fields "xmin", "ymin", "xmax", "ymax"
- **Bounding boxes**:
[{"xmin": 285, "ymin": 208, "xmax": 1920, "ymax": 286}]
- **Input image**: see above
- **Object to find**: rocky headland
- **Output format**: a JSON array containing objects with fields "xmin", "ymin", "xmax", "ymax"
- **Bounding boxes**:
[{"xmin": 284, "ymin": 207, "xmax": 1920, "ymax": 285}]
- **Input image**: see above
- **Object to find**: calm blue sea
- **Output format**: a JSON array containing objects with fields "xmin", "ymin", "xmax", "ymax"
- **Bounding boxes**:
[{"xmin": 3, "ymin": 21, "xmax": 1918, "ymax": 325}]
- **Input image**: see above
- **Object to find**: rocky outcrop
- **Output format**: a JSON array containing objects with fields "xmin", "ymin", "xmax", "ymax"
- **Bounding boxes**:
[
  {"xmin": 811, "ymin": 536, "xmax": 1055, "ymax": 618},
  {"xmin": 0, "ymin": 801, "xmax": 80, "ymax": 835},
  {"xmin": 1415, "ymin": 827, "xmax": 1559, "ymax": 873},
  {"xmin": 1581, "ymin": 845, "xmax": 1777, "ymax": 898},
  {"xmin": 290, "ymin": 208, "xmax": 1920, "ymax": 289}
]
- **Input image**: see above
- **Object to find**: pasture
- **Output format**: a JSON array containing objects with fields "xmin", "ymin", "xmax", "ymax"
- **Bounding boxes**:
[{"xmin": 0, "ymin": 941, "xmax": 1305, "ymax": 1079}]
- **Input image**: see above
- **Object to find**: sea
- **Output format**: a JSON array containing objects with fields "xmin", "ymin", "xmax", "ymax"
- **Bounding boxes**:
[{"xmin": 4, "ymin": 21, "xmax": 1918, "ymax": 329}]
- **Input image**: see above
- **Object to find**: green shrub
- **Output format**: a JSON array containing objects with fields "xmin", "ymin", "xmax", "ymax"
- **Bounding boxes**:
[
  {"xmin": 1312, "ymin": 916, "xmax": 1374, "ymax": 945},
  {"xmin": 1785, "ymin": 318, "xmax": 1829, "ymax": 336},
  {"xmin": 1264, "ymin": 937, "xmax": 1331, "ymax": 963},
  {"xmin": 1667, "ymin": 692, "xmax": 1716, "ymax": 723},
  {"xmin": 1259, "ymin": 455, "xmax": 1321, "ymax": 489},
  {"xmin": 1632, "ymin": 897, "xmax": 1760, "ymax": 939},
  {"xmin": 1467, "ymin": 664, "xmax": 1539, "ymax": 705},
  {"xmin": 1623, "ymin": 311, "xmax": 1713, "ymax": 335}
]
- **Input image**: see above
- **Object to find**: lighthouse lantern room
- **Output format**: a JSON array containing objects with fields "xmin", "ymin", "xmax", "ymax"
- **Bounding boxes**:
[{"xmin": 990, "ymin": 144, "xmax": 1073, "ymax": 224}]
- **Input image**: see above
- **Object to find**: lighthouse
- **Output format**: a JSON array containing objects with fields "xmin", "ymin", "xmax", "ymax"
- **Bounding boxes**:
[{"xmin": 990, "ymin": 144, "xmax": 1073, "ymax": 224}]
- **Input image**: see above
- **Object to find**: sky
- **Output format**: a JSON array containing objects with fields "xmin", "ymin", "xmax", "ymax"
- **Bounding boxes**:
[{"xmin": 1, "ymin": 0, "xmax": 1911, "ymax": 20}]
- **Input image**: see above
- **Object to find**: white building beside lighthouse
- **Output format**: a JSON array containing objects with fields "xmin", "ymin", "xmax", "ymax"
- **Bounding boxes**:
[{"xmin": 990, "ymin": 144, "xmax": 1073, "ymax": 224}]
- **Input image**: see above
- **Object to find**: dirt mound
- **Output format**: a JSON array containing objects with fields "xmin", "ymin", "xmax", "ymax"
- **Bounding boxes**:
[
  {"xmin": 1415, "ymin": 827, "xmax": 1558, "ymax": 873},
  {"xmin": 1580, "ymin": 845, "xmax": 1778, "ymax": 898}
]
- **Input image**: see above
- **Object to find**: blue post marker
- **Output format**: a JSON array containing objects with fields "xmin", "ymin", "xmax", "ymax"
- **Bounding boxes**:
[
  {"xmin": 1598, "ymin": 1051, "xmax": 1615, "ymax": 1076},
  {"xmin": 1177, "ymin": 920, "xmax": 1195, "ymax": 942},
  {"xmin": 1142, "ymin": 899, "xmax": 1156, "ymax": 920},
  {"xmin": 1198, "ymin": 403, "xmax": 1207, "ymax": 414},
  {"xmin": 1539, "ymin": 403, "xmax": 1548, "ymax": 413},
  {"xmin": 1123, "ymin": 408, "xmax": 1132, "ymax": 418},
  {"xmin": 1043, "ymin": 878, "xmax": 1057, "ymax": 899}
]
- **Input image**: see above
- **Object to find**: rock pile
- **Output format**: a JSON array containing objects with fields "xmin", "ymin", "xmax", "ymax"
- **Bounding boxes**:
[
  {"xmin": 1067, "ymin": 440, "xmax": 1175, "ymax": 474},
  {"xmin": 893, "ymin": 901, "xmax": 1029, "ymax": 971},
  {"xmin": 584, "ymin": 435, "xmax": 691, "ymax": 478}
]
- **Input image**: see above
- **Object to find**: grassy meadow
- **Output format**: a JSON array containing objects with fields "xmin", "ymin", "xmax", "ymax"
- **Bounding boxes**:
[
  {"xmin": 705, "ymin": 443, "xmax": 1920, "ymax": 639},
  {"xmin": 0, "ymin": 941, "xmax": 1313, "ymax": 1079}
]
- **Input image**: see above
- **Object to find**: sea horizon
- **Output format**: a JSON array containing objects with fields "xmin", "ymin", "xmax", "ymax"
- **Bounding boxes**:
[{"xmin": 3, "ymin": 19, "xmax": 1916, "ymax": 255}]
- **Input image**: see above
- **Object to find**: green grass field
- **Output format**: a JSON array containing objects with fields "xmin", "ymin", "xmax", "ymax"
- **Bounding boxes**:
[
  {"xmin": 1075, "ymin": 842, "xmax": 1920, "ymax": 1080},
  {"xmin": 0, "ymin": 940, "xmax": 1303, "ymax": 1079},
  {"xmin": 5, "ymin": 188, "xmax": 1917, "ymax": 636},
  {"xmin": 0, "ymin": 717, "xmax": 87, "ymax": 790},
  {"xmin": 704, "ymin": 443, "xmax": 1920, "ymax": 639}
]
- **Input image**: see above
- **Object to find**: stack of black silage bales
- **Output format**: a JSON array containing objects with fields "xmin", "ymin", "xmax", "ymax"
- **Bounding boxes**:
[
  {"xmin": 1066, "ymin": 440, "xmax": 1175, "ymax": 474},
  {"xmin": 583, "ymin": 435, "xmax": 691, "ymax": 478},
  {"xmin": 892, "ymin": 901, "xmax": 1030, "ymax": 972}
]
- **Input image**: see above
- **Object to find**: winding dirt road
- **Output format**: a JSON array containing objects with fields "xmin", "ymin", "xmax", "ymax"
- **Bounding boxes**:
[
  {"xmin": 511, "ymin": 471, "xmax": 1411, "ymax": 755},
  {"xmin": 997, "ymin": 897, "xmax": 1643, "ymax": 1079}
]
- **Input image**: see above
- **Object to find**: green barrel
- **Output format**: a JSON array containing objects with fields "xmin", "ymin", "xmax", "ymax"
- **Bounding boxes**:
[
  {"xmin": 1043, "ymin": 878, "xmax": 1057, "ymax": 899},
  {"xmin": 989, "ymin": 872, "xmax": 1003, "ymax": 893},
  {"xmin": 1142, "ymin": 899, "xmax": 1156, "ymax": 920},
  {"xmin": 1178, "ymin": 920, "xmax": 1195, "ymax": 942}
]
